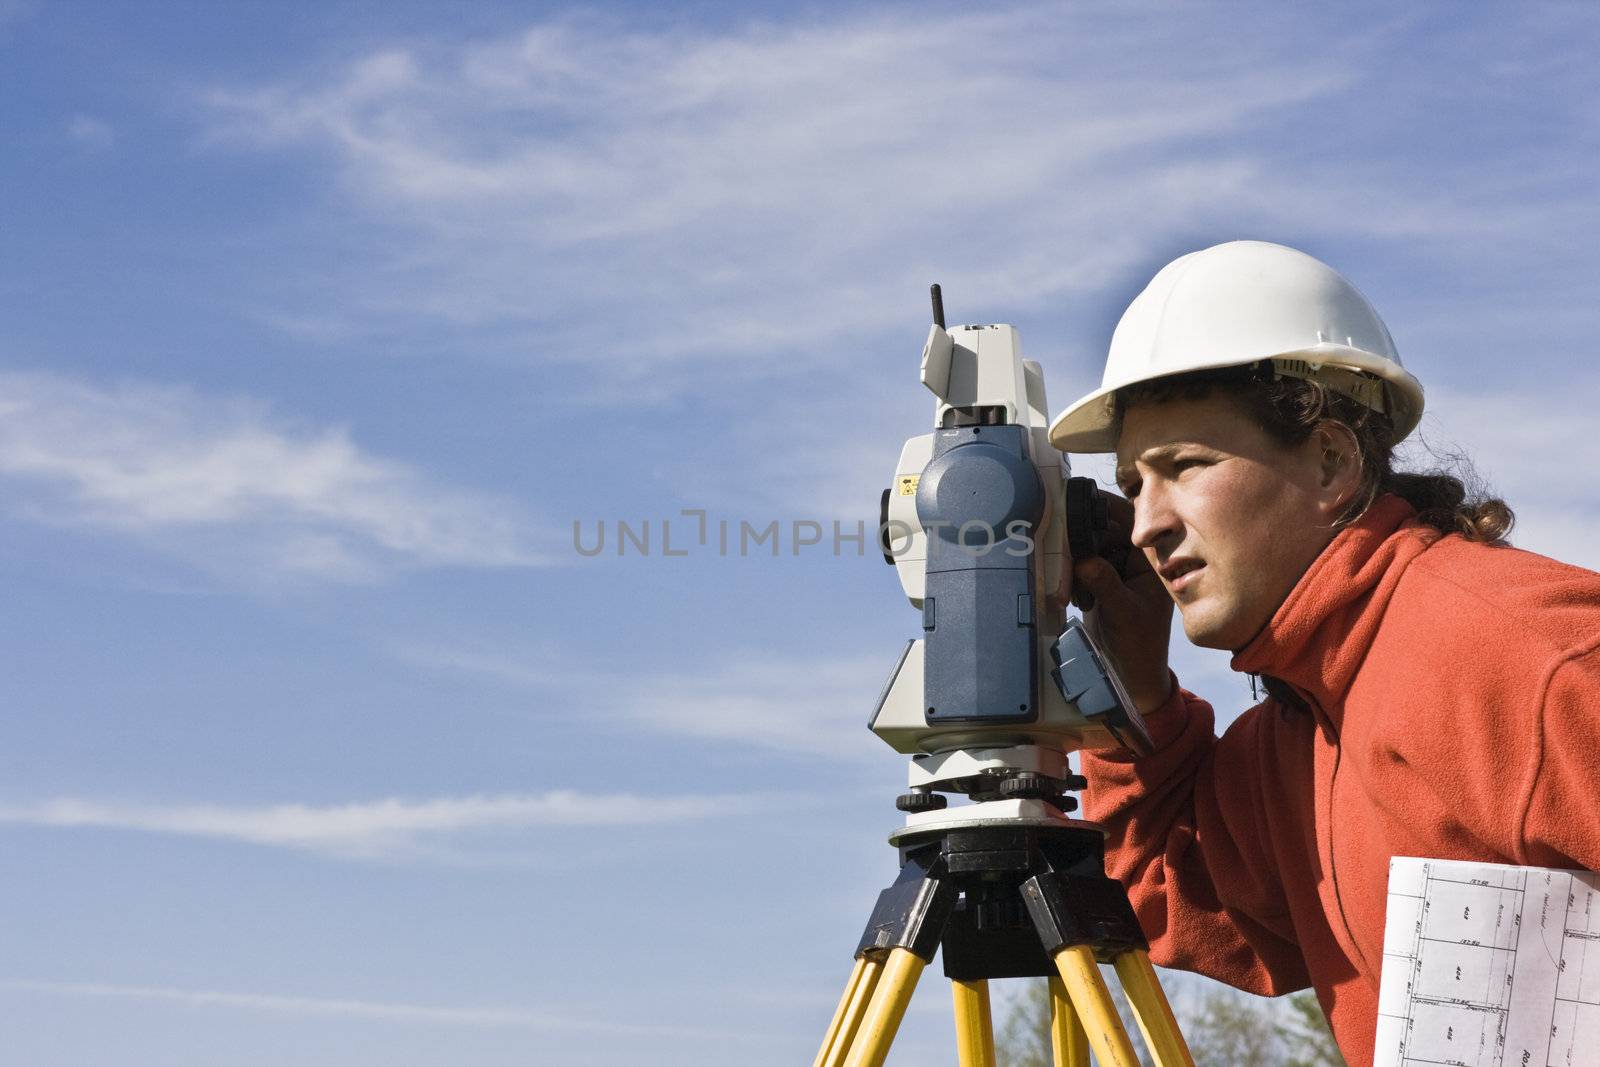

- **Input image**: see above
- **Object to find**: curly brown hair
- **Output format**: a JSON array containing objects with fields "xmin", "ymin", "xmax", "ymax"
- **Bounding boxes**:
[{"xmin": 1114, "ymin": 361, "xmax": 1513, "ymax": 545}]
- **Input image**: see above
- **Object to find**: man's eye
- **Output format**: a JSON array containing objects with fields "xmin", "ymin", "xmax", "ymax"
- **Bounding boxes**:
[
  {"xmin": 1119, "ymin": 482, "xmax": 1141, "ymax": 500},
  {"xmin": 1173, "ymin": 458, "xmax": 1204, "ymax": 474}
]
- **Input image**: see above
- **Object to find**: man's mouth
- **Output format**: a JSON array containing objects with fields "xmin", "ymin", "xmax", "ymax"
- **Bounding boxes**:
[{"xmin": 1159, "ymin": 558, "xmax": 1204, "ymax": 593}]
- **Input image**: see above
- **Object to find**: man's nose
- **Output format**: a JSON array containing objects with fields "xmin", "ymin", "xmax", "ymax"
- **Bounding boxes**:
[{"xmin": 1130, "ymin": 482, "xmax": 1181, "ymax": 554}]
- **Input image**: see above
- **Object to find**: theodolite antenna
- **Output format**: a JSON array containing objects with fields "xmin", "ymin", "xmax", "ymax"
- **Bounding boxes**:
[{"xmin": 929, "ymin": 283, "xmax": 945, "ymax": 329}]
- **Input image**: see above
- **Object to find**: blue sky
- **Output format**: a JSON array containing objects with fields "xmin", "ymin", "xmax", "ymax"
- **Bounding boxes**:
[{"xmin": 2, "ymin": 2, "xmax": 1599, "ymax": 1064}]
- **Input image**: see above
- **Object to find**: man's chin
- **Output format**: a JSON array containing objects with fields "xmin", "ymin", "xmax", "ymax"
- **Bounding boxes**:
[{"xmin": 1178, "ymin": 605, "xmax": 1240, "ymax": 651}]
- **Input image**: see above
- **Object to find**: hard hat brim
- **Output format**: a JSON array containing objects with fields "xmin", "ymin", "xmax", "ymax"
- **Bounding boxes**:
[{"xmin": 1048, "ymin": 345, "xmax": 1424, "ymax": 454}]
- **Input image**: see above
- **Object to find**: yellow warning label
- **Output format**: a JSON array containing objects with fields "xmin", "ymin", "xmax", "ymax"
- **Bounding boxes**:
[{"xmin": 897, "ymin": 475, "xmax": 920, "ymax": 496}]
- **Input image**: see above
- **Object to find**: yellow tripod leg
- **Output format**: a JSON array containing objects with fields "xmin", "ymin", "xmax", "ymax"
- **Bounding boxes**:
[
  {"xmin": 1048, "ymin": 976, "xmax": 1090, "ymax": 1067},
  {"xmin": 814, "ymin": 956, "xmax": 881, "ymax": 1067},
  {"xmin": 951, "ymin": 979, "xmax": 996, "ymax": 1067},
  {"xmin": 840, "ymin": 947, "xmax": 927, "ymax": 1067},
  {"xmin": 1050, "ymin": 945, "xmax": 1143, "ymax": 1067},
  {"xmin": 1113, "ymin": 950, "xmax": 1194, "ymax": 1067}
]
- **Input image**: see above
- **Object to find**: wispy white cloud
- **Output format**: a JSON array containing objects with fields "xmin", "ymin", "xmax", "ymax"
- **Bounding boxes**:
[
  {"xmin": 394, "ymin": 639, "xmax": 894, "ymax": 761},
  {"xmin": 618, "ymin": 653, "xmax": 895, "ymax": 760},
  {"xmin": 1, "ymin": 979, "xmax": 747, "ymax": 1039},
  {"xmin": 192, "ymin": 6, "xmax": 1600, "ymax": 535},
  {"xmin": 201, "ymin": 7, "xmax": 1482, "ymax": 373},
  {"xmin": 1410, "ymin": 385, "xmax": 1600, "ymax": 572},
  {"xmin": 65, "ymin": 114, "xmax": 115, "ymax": 150},
  {"xmin": 0, "ymin": 789, "xmax": 728, "ymax": 859},
  {"xmin": 386, "ymin": 639, "xmax": 581, "ymax": 691},
  {"xmin": 0, "ymin": 371, "xmax": 547, "ymax": 581},
  {"xmin": 1414, "ymin": 386, "xmax": 1599, "ymax": 510},
  {"xmin": 172, "ymin": 1, "xmax": 1600, "ymax": 569}
]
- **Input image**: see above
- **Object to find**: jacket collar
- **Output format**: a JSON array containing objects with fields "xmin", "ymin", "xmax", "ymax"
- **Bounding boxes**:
[{"xmin": 1229, "ymin": 494, "xmax": 1434, "ymax": 731}]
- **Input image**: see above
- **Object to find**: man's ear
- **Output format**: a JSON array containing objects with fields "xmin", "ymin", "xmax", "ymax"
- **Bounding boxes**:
[{"xmin": 1312, "ymin": 420, "xmax": 1362, "ymax": 509}]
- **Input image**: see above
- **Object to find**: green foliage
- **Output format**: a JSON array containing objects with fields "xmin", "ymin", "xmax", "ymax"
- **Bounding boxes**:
[
  {"xmin": 1277, "ymin": 990, "xmax": 1346, "ymax": 1067},
  {"xmin": 1180, "ymin": 983, "xmax": 1278, "ymax": 1066},
  {"xmin": 991, "ymin": 974, "xmax": 1346, "ymax": 1067},
  {"xmin": 992, "ymin": 974, "xmax": 1153, "ymax": 1067},
  {"xmin": 993, "ymin": 979, "xmax": 1052, "ymax": 1067}
]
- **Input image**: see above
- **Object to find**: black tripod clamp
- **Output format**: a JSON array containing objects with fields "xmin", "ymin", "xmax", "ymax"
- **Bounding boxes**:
[{"xmin": 852, "ymin": 821, "xmax": 1147, "ymax": 980}]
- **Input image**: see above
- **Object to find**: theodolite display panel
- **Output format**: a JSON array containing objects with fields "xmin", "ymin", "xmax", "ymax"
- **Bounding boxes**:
[{"xmin": 917, "ymin": 422, "xmax": 1044, "ymax": 723}]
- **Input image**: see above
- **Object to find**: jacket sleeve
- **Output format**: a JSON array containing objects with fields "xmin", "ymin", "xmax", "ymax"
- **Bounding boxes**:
[
  {"xmin": 1518, "ymin": 642, "xmax": 1600, "ymax": 870},
  {"xmin": 1079, "ymin": 675, "xmax": 1312, "ymax": 995}
]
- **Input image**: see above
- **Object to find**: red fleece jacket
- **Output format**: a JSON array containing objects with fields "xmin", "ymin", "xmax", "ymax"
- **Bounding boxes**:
[{"xmin": 1080, "ymin": 495, "xmax": 1600, "ymax": 1065}]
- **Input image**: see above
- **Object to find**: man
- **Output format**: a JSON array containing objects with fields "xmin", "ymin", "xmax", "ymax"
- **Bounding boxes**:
[{"xmin": 1046, "ymin": 241, "xmax": 1600, "ymax": 1065}]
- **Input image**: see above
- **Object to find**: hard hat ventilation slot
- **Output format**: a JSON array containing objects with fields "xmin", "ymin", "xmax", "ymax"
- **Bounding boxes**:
[{"xmin": 1270, "ymin": 359, "xmax": 1388, "ymax": 416}]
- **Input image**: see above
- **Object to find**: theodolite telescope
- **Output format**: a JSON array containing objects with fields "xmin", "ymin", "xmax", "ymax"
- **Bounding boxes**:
[{"xmin": 870, "ymin": 285, "xmax": 1152, "ymax": 826}]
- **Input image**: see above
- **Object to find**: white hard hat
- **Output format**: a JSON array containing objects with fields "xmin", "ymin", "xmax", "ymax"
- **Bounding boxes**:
[{"xmin": 1049, "ymin": 240, "xmax": 1425, "ymax": 453}]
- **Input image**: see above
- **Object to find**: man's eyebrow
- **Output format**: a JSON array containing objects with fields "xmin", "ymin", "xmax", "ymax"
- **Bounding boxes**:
[{"xmin": 1115, "ymin": 444, "xmax": 1182, "ymax": 485}]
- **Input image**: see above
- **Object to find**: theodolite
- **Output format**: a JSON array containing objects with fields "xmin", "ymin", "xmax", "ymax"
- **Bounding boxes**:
[
  {"xmin": 870, "ymin": 284, "xmax": 1152, "ymax": 824},
  {"xmin": 814, "ymin": 287, "xmax": 1193, "ymax": 1067}
]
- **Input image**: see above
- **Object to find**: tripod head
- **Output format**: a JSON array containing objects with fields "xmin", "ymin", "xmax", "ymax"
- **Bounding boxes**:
[{"xmin": 870, "ymin": 285, "xmax": 1152, "ymax": 827}]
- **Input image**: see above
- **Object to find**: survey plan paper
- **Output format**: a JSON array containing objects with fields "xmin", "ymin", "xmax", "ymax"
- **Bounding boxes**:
[{"xmin": 1375, "ymin": 857, "xmax": 1600, "ymax": 1066}]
